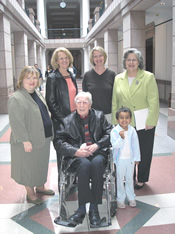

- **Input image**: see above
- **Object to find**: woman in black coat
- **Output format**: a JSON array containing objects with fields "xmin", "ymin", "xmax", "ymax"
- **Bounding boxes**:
[{"xmin": 46, "ymin": 47, "xmax": 78, "ymax": 170}]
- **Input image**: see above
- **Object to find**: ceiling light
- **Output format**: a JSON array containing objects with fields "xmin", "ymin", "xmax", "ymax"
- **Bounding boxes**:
[{"xmin": 60, "ymin": 0, "xmax": 66, "ymax": 9}]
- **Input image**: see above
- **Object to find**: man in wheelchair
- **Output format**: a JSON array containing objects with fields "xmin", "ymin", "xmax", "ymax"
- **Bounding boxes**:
[{"xmin": 54, "ymin": 91, "xmax": 113, "ymax": 227}]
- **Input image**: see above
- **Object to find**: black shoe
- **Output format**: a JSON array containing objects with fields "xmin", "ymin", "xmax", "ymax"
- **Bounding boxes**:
[
  {"xmin": 54, "ymin": 216, "xmax": 76, "ymax": 227},
  {"xmin": 89, "ymin": 210, "xmax": 101, "ymax": 227},
  {"xmin": 68, "ymin": 210, "xmax": 85, "ymax": 225},
  {"xmin": 134, "ymin": 183, "xmax": 145, "ymax": 190}
]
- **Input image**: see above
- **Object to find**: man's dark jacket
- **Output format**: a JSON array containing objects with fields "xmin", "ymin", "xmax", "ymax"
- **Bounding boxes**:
[
  {"xmin": 54, "ymin": 109, "xmax": 113, "ymax": 159},
  {"xmin": 45, "ymin": 69, "xmax": 78, "ymax": 131}
]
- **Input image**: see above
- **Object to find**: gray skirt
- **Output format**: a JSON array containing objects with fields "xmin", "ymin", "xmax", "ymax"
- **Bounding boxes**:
[{"xmin": 11, "ymin": 137, "xmax": 51, "ymax": 187}]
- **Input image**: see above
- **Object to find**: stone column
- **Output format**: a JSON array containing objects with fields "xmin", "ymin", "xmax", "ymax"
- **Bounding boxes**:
[
  {"xmin": 36, "ymin": 0, "xmax": 46, "ymax": 37},
  {"xmin": 17, "ymin": 0, "xmax": 25, "ymax": 9},
  {"xmin": 0, "ymin": 14, "xmax": 13, "ymax": 113},
  {"xmin": 83, "ymin": 47, "xmax": 89, "ymax": 73},
  {"xmin": 89, "ymin": 43, "xmax": 94, "ymax": 66},
  {"xmin": 167, "ymin": 0, "xmax": 175, "ymax": 139},
  {"xmin": 80, "ymin": 49, "xmax": 84, "ymax": 77},
  {"xmin": 104, "ymin": 29, "xmax": 118, "ymax": 73},
  {"xmin": 44, "ymin": 0, "xmax": 48, "ymax": 38},
  {"xmin": 105, "ymin": 0, "xmax": 113, "ymax": 9},
  {"xmin": 80, "ymin": 0, "xmax": 90, "ymax": 37},
  {"xmin": 28, "ymin": 40, "xmax": 37, "ymax": 66},
  {"xmin": 94, "ymin": 38, "xmax": 104, "ymax": 48},
  {"xmin": 83, "ymin": 44, "xmax": 93, "ymax": 73},
  {"xmin": 14, "ymin": 31, "xmax": 28, "ymax": 81},
  {"xmin": 36, "ymin": 46, "xmax": 43, "ymax": 73},
  {"xmin": 41, "ymin": 47, "xmax": 46, "ymax": 77},
  {"xmin": 123, "ymin": 11, "xmax": 145, "ymax": 61}
]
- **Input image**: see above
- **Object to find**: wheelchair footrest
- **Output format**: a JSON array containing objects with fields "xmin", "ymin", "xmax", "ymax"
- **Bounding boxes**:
[
  {"xmin": 90, "ymin": 217, "xmax": 111, "ymax": 228},
  {"xmin": 54, "ymin": 216, "xmax": 76, "ymax": 227}
]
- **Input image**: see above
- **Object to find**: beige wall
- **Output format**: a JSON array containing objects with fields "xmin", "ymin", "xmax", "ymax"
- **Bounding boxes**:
[
  {"xmin": 155, "ymin": 21, "xmax": 172, "ymax": 82},
  {"xmin": 155, "ymin": 20, "xmax": 172, "ymax": 103}
]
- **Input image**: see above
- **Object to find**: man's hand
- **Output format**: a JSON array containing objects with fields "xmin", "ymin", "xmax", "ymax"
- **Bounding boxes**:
[
  {"xmin": 145, "ymin": 125, "xmax": 154, "ymax": 130},
  {"xmin": 75, "ymin": 143, "xmax": 99, "ymax": 157},
  {"xmin": 23, "ymin": 141, "xmax": 32, "ymax": 152},
  {"xmin": 86, "ymin": 143, "xmax": 98, "ymax": 154},
  {"xmin": 74, "ymin": 148, "xmax": 92, "ymax": 157}
]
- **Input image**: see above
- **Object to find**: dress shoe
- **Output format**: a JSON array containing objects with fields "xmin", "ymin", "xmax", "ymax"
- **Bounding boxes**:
[
  {"xmin": 36, "ymin": 188, "xmax": 55, "ymax": 195},
  {"xmin": 54, "ymin": 216, "xmax": 76, "ymax": 227},
  {"xmin": 26, "ymin": 195, "xmax": 42, "ymax": 205},
  {"xmin": 89, "ymin": 210, "xmax": 101, "ymax": 227},
  {"xmin": 134, "ymin": 183, "xmax": 145, "ymax": 190},
  {"xmin": 68, "ymin": 210, "xmax": 85, "ymax": 225}
]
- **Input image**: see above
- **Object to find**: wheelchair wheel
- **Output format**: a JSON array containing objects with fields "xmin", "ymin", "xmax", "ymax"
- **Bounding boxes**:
[{"xmin": 65, "ymin": 172, "xmax": 77, "ymax": 198}]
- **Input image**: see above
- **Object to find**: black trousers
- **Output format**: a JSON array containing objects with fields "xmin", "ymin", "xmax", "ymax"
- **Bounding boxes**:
[
  {"xmin": 71, "ymin": 154, "xmax": 106, "ymax": 206},
  {"xmin": 135, "ymin": 127, "xmax": 156, "ymax": 183}
]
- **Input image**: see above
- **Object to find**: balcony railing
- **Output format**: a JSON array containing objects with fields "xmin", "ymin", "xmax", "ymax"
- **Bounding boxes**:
[
  {"xmin": 87, "ymin": 1, "xmax": 105, "ymax": 34},
  {"xmin": 47, "ymin": 28, "xmax": 83, "ymax": 39}
]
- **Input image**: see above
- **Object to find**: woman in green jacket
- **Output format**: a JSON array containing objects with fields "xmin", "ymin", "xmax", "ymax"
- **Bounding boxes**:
[{"xmin": 112, "ymin": 48, "xmax": 159, "ymax": 189}]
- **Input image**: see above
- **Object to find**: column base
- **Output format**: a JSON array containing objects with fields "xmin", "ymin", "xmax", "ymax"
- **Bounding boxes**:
[
  {"xmin": 0, "ymin": 95, "xmax": 10, "ymax": 114},
  {"xmin": 167, "ymin": 108, "xmax": 175, "ymax": 140}
]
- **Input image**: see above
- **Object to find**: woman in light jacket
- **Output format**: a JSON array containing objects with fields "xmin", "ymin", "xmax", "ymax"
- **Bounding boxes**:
[
  {"xmin": 8, "ymin": 66, "xmax": 54, "ymax": 205},
  {"xmin": 112, "ymin": 48, "xmax": 159, "ymax": 189}
]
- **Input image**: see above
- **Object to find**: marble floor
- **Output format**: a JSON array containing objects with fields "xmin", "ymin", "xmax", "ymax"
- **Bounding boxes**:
[{"xmin": 0, "ymin": 82, "xmax": 175, "ymax": 233}]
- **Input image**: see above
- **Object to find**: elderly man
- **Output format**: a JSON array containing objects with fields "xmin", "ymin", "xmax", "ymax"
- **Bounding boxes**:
[{"xmin": 54, "ymin": 91, "xmax": 113, "ymax": 227}]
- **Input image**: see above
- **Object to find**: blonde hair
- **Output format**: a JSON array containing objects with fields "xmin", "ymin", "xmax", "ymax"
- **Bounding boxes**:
[
  {"xmin": 51, "ymin": 47, "xmax": 73, "ymax": 70},
  {"xmin": 89, "ymin": 46, "xmax": 107, "ymax": 66},
  {"xmin": 16, "ymin": 66, "xmax": 39, "ymax": 89}
]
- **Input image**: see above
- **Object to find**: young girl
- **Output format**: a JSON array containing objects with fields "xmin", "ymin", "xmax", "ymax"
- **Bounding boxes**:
[{"xmin": 110, "ymin": 107, "xmax": 141, "ymax": 208}]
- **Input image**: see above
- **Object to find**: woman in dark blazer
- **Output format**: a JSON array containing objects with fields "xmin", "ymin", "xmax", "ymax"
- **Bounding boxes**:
[
  {"xmin": 8, "ymin": 66, "xmax": 54, "ymax": 205},
  {"xmin": 45, "ymin": 47, "xmax": 78, "ymax": 170}
]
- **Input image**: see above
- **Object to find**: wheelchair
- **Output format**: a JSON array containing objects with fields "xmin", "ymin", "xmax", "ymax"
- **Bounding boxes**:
[{"xmin": 54, "ymin": 148, "xmax": 117, "ymax": 227}]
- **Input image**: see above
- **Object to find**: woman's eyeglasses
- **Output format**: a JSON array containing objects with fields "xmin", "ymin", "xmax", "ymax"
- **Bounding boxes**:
[{"xmin": 58, "ymin": 57, "xmax": 69, "ymax": 61}]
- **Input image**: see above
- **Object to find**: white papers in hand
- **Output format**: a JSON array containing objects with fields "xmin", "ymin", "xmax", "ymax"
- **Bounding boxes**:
[{"xmin": 134, "ymin": 108, "xmax": 148, "ymax": 130}]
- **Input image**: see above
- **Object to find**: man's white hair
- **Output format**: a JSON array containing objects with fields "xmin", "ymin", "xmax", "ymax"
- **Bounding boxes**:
[{"xmin": 74, "ymin": 91, "xmax": 92, "ymax": 104}]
